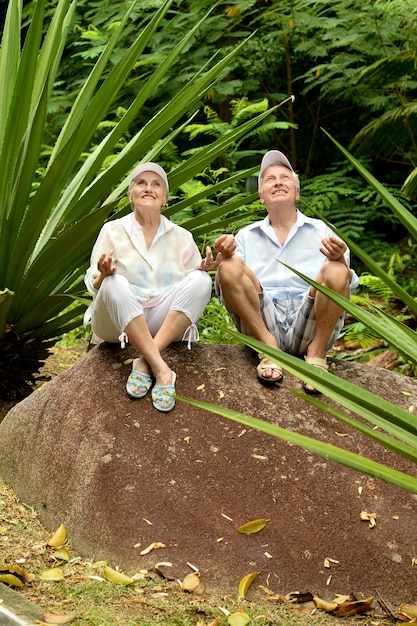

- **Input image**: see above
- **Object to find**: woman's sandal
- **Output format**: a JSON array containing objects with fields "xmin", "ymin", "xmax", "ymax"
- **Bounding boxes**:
[
  {"xmin": 303, "ymin": 356, "xmax": 329, "ymax": 396},
  {"xmin": 256, "ymin": 355, "xmax": 283, "ymax": 387},
  {"xmin": 152, "ymin": 371, "xmax": 177, "ymax": 412},
  {"xmin": 126, "ymin": 359, "xmax": 153, "ymax": 398}
]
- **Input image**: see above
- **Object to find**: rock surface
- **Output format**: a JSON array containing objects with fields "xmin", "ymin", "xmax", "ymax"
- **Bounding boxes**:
[{"xmin": 1, "ymin": 342, "xmax": 417, "ymax": 604}]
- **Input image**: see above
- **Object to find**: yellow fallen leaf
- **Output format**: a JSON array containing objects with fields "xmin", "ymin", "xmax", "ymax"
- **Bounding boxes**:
[
  {"xmin": 313, "ymin": 595, "xmax": 338, "ymax": 612},
  {"xmin": 335, "ymin": 432, "xmax": 349, "ymax": 437},
  {"xmin": 52, "ymin": 548, "xmax": 70, "ymax": 562},
  {"xmin": 42, "ymin": 614, "xmax": 77, "ymax": 624},
  {"xmin": 196, "ymin": 383, "xmax": 205, "ymax": 390},
  {"xmin": 334, "ymin": 596, "xmax": 374, "ymax": 617},
  {"xmin": 218, "ymin": 390, "xmax": 225, "ymax": 399},
  {"xmin": 181, "ymin": 572, "xmax": 200, "ymax": 591},
  {"xmin": 47, "ymin": 524, "xmax": 67, "ymax": 547},
  {"xmin": 238, "ymin": 571, "xmax": 258, "ymax": 598},
  {"xmin": 399, "ymin": 603, "xmax": 417, "ymax": 619},
  {"xmin": 237, "ymin": 518, "xmax": 268, "ymax": 535},
  {"xmin": 333, "ymin": 594, "xmax": 351, "ymax": 604},
  {"xmin": 140, "ymin": 541, "xmax": 166, "ymax": 555},
  {"xmin": 401, "ymin": 390, "xmax": 412, "ymax": 396},
  {"xmin": 409, "ymin": 405, "xmax": 415, "ymax": 414},
  {"xmin": 0, "ymin": 572, "xmax": 25, "ymax": 587},
  {"xmin": 103, "ymin": 565, "xmax": 134, "ymax": 585},
  {"xmin": 227, "ymin": 612, "xmax": 251, "ymax": 626},
  {"xmin": 39, "ymin": 568, "xmax": 64, "ymax": 581}
]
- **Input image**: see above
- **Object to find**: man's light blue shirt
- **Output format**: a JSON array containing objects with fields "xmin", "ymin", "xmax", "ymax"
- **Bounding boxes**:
[{"xmin": 235, "ymin": 210, "xmax": 359, "ymax": 303}]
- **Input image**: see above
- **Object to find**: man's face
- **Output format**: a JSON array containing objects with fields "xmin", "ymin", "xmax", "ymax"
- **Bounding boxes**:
[{"xmin": 259, "ymin": 165, "xmax": 299, "ymax": 207}]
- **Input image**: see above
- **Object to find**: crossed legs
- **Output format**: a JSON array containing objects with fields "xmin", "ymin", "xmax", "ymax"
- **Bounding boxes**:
[
  {"xmin": 91, "ymin": 271, "xmax": 212, "ymax": 388},
  {"xmin": 216, "ymin": 255, "xmax": 351, "ymax": 384}
]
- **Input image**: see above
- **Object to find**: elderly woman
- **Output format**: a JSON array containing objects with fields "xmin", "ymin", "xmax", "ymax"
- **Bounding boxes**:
[{"xmin": 85, "ymin": 162, "xmax": 217, "ymax": 412}]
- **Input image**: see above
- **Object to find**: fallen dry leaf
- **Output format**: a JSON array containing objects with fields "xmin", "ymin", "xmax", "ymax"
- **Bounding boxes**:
[
  {"xmin": 47, "ymin": 524, "xmax": 66, "ymax": 547},
  {"xmin": 334, "ymin": 596, "xmax": 374, "ymax": 617},
  {"xmin": 287, "ymin": 592, "xmax": 314, "ymax": 603},
  {"xmin": 52, "ymin": 547, "xmax": 70, "ymax": 562},
  {"xmin": 38, "ymin": 568, "xmax": 64, "ymax": 582},
  {"xmin": 140, "ymin": 541, "xmax": 166, "ymax": 555},
  {"xmin": 360, "ymin": 510, "xmax": 377, "ymax": 527},
  {"xmin": 181, "ymin": 572, "xmax": 200, "ymax": 591},
  {"xmin": 42, "ymin": 613, "xmax": 77, "ymax": 624},
  {"xmin": 238, "ymin": 571, "xmax": 258, "ymax": 599},
  {"xmin": 227, "ymin": 612, "xmax": 251, "ymax": 626},
  {"xmin": 103, "ymin": 565, "xmax": 134, "ymax": 585},
  {"xmin": 237, "ymin": 518, "xmax": 268, "ymax": 535},
  {"xmin": 399, "ymin": 603, "xmax": 417, "ymax": 620},
  {"xmin": 313, "ymin": 595, "xmax": 337, "ymax": 612},
  {"xmin": 0, "ymin": 571, "xmax": 25, "ymax": 587}
]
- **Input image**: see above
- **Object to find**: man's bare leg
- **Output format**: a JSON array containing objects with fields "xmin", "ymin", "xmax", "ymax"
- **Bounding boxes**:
[
  {"xmin": 217, "ymin": 256, "xmax": 281, "ymax": 381},
  {"xmin": 304, "ymin": 261, "xmax": 351, "ymax": 391}
]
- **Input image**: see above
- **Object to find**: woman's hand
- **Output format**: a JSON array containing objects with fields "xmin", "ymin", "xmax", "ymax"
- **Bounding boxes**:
[
  {"xmin": 93, "ymin": 251, "xmax": 116, "ymax": 289},
  {"xmin": 197, "ymin": 246, "xmax": 222, "ymax": 272}
]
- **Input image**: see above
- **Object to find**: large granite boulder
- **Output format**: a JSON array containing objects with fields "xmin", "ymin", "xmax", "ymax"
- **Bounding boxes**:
[{"xmin": 0, "ymin": 342, "xmax": 416, "ymax": 604}]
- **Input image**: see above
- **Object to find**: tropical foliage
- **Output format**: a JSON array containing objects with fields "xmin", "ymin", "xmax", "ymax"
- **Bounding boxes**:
[
  {"xmin": 0, "ymin": 0, "xmax": 288, "ymax": 399},
  {"xmin": 179, "ymin": 135, "xmax": 417, "ymax": 494},
  {"xmin": 1, "ymin": 0, "xmax": 417, "ymax": 403}
]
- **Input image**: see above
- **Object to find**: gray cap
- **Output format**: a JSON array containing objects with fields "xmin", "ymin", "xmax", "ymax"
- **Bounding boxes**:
[
  {"xmin": 258, "ymin": 150, "xmax": 293, "ymax": 189},
  {"xmin": 130, "ymin": 162, "xmax": 169, "ymax": 194}
]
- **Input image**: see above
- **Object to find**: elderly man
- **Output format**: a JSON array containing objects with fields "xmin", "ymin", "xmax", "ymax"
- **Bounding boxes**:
[{"xmin": 213, "ymin": 150, "xmax": 358, "ymax": 393}]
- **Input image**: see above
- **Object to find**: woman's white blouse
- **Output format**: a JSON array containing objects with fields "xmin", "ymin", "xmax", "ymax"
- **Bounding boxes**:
[{"xmin": 85, "ymin": 213, "xmax": 202, "ymax": 308}]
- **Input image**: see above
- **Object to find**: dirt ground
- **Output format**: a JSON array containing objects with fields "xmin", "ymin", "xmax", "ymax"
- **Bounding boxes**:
[{"xmin": 1, "ymin": 340, "xmax": 415, "ymax": 626}]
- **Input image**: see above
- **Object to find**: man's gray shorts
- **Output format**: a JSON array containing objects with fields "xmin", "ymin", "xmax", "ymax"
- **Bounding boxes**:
[{"xmin": 227, "ymin": 290, "xmax": 344, "ymax": 357}]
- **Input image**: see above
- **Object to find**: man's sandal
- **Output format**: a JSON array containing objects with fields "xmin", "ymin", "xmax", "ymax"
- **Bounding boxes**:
[
  {"xmin": 256, "ymin": 355, "xmax": 283, "ymax": 387},
  {"xmin": 303, "ymin": 356, "xmax": 329, "ymax": 396}
]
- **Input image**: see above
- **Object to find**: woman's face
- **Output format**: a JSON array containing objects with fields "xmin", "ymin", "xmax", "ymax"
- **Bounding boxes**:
[{"xmin": 128, "ymin": 171, "xmax": 167, "ymax": 210}]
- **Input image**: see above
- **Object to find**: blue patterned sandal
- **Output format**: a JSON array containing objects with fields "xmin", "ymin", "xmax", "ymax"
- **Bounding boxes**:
[
  {"xmin": 151, "ymin": 371, "xmax": 177, "ymax": 412},
  {"xmin": 126, "ymin": 360, "xmax": 153, "ymax": 398}
]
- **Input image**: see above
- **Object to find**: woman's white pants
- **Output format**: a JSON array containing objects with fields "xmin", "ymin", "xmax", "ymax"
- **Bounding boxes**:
[{"xmin": 90, "ymin": 270, "xmax": 212, "ymax": 345}]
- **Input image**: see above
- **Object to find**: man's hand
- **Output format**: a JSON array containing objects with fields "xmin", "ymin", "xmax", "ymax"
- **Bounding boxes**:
[
  {"xmin": 213, "ymin": 234, "xmax": 236, "ymax": 258},
  {"xmin": 320, "ymin": 236, "xmax": 347, "ymax": 263}
]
